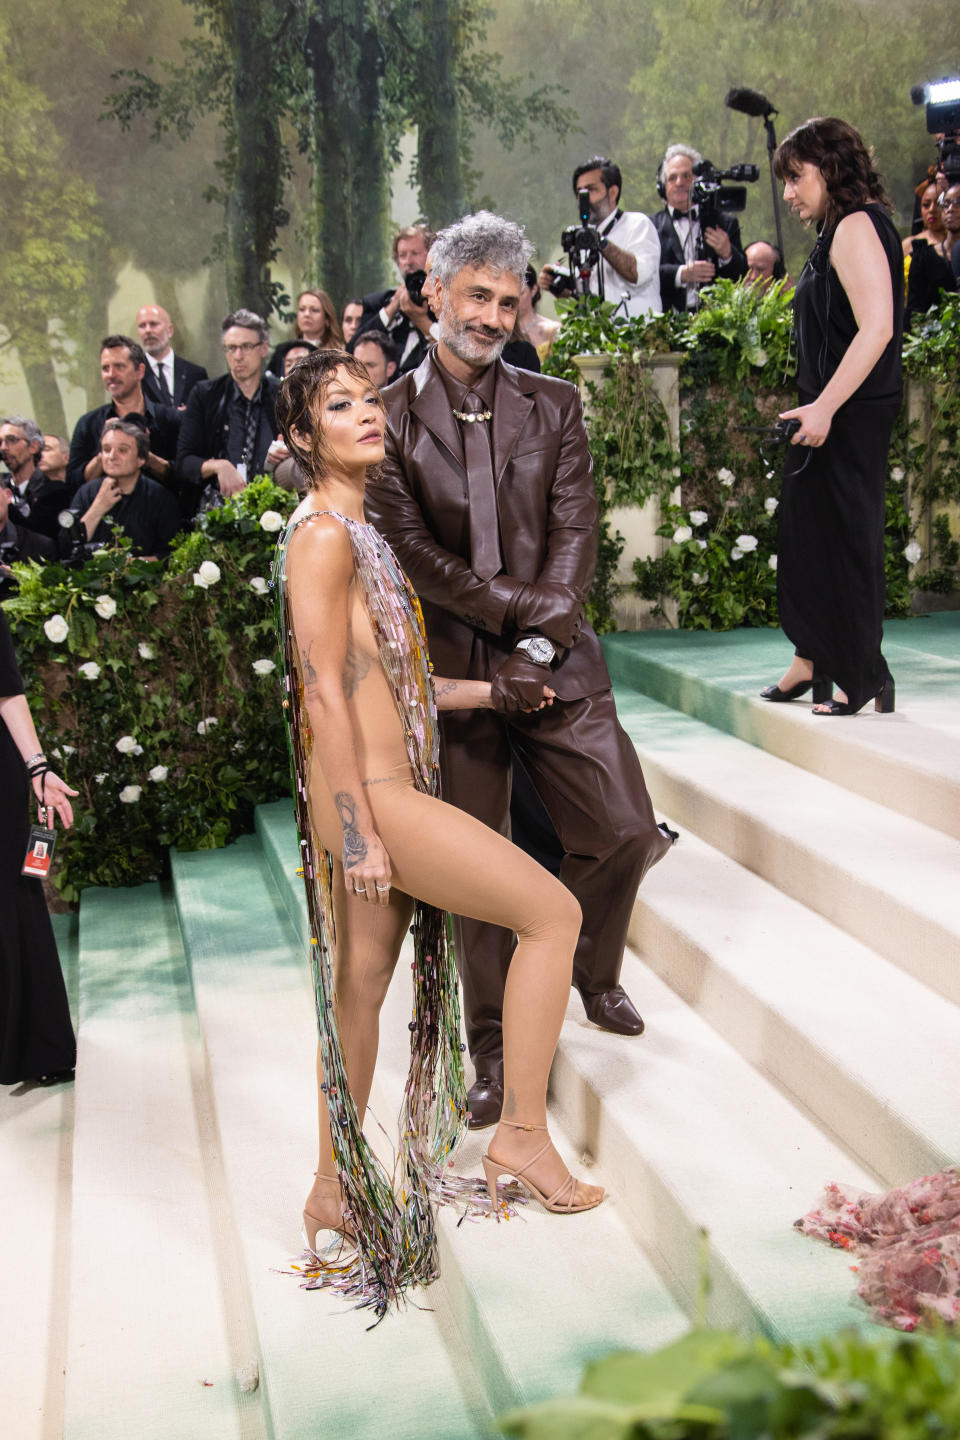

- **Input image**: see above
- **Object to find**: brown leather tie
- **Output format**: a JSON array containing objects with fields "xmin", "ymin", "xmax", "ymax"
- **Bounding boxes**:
[{"xmin": 460, "ymin": 390, "xmax": 502, "ymax": 581}]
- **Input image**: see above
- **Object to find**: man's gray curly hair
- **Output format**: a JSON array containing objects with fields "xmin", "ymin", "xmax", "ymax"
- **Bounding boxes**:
[{"xmin": 430, "ymin": 211, "xmax": 534, "ymax": 287}]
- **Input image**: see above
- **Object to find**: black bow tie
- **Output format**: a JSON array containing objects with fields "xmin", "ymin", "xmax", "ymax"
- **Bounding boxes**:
[{"xmin": 672, "ymin": 208, "xmax": 688, "ymax": 222}]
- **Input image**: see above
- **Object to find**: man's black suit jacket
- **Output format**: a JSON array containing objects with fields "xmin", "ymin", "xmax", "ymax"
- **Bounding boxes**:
[
  {"xmin": 9, "ymin": 466, "xmax": 74, "ymax": 537},
  {"xmin": 175, "ymin": 371, "xmax": 279, "ymax": 493},
  {"xmin": 653, "ymin": 208, "xmax": 748, "ymax": 312},
  {"xmin": 67, "ymin": 398, "xmax": 181, "ymax": 492},
  {"xmin": 141, "ymin": 353, "xmax": 208, "ymax": 409},
  {"xmin": 356, "ymin": 287, "xmax": 433, "ymax": 374}
]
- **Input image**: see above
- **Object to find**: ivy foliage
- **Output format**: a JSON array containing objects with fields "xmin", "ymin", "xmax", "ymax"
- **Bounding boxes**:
[
  {"xmin": 500, "ymin": 1323, "xmax": 960, "ymax": 1439},
  {"xmin": 3, "ymin": 478, "xmax": 294, "ymax": 902}
]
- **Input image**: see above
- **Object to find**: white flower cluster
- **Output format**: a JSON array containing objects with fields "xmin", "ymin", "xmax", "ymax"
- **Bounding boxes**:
[{"xmin": 193, "ymin": 560, "xmax": 221, "ymax": 589}]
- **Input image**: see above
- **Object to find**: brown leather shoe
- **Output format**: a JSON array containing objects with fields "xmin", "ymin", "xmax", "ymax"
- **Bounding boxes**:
[
  {"xmin": 466, "ymin": 1062, "xmax": 504, "ymax": 1130},
  {"xmin": 580, "ymin": 986, "xmax": 645, "ymax": 1036}
]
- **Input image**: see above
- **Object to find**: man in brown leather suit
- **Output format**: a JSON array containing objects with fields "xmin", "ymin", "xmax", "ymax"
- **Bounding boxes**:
[{"xmin": 366, "ymin": 211, "xmax": 671, "ymax": 1128}]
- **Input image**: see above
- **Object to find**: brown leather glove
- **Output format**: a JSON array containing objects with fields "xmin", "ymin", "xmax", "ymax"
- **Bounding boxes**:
[
  {"xmin": 509, "ymin": 581, "xmax": 585, "ymax": 649},
  {"xmin": 490, "ymin": 652, "xmax": 551, "ymax": 714}
]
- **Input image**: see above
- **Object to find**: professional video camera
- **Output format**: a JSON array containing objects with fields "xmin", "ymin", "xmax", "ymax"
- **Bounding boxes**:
[
  {"xmin": 690, "ymin": 159, "xmax": 760, "ymax": 233},
  {"xmin": 547, "ymin": 187, "xmax": 606, "ymax": 302},
  {"xmin": 911, "ymin": 77, "xmax": 960, "ymax": 181}
]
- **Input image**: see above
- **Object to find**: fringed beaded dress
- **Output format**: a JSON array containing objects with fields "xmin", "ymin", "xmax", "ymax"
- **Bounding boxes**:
[{"xmin": 273, "ymin": 510, "xmax": 500, "ymax": 1321}]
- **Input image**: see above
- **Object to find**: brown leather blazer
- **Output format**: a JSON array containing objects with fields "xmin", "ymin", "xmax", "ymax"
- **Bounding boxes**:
[{"xmin": 365, "ymin": 352, "xmax": 611, "ymax": 700}]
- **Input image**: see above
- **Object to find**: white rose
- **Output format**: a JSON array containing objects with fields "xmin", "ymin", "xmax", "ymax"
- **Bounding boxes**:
[
  {"xmin": 94, "ymin": 772, "xmax": 107, "ymax": 785},
  {"xmin": 672, "ymin": 526, "xmax": 693, "ymax": 544},
  {"xmin": 904, "ymin": 541, "xmax": 922, "ymax": 564},
  {"xmin": 197, "ymin": 717, "xmax": 219, "ymax": 736},
  {"xmin": 249, "ymin": 576, "xmax": 269, "ymax": 596},
  {"xmin": 43, "ymin": 614, "xmax": 69, "ymax": 644},
  {"xmin": 768, "ymin": 554, "xmax": 778, "ymax": 571},
  {"xmin": 148, "ymin": 765, "xmax": 169, "ymax": 782},
  {"xmin": 118, "ymin": 785, "xmax": 142, "ymax": 804},
  {"xmin": 717, "ymin": 467, "xmax": 735, "ymax": 487},
  {"xmin": 252, "ymin": 658, "xmax": 276, "ymax": 676},
  {"xmin": 193, "ymin": 560, "xmax": 221, "ymax": 589},
  {"xmin": 690, "ymin": 572, "xmax": 707, "ymax": 586},
  {"xmin": 689, "ymin": 510, "xmax": 709, "ymax": 527},
  {"xmin": 891, "ymin": 466, "xmax": 905, "ymax": 483},
  {"xmin": 115, "ymin": 735, "xmax": 138, "ymax": 754},
  {"xmin": 737, "ymin": 534, "xmax": 759, "ymax": 553},
  {"xmin": 696, "ymin": 539, "xmax": 708, "ymax": 550},
  {"xmin": 731, "ymin": 546, "xmax": 744, "ymax": 561},
  {"xmin": 78, "ymin": 661, "xmax": 101, "ymax": 680},
  {"xmin": 133, "ymin": 744, "xmax": 144, "ymax": 756},
  {"xmin": 63, "ymin": 745, "xmax": 76, "ymax": 756},
  {"xmin": 764, "ymin": 497, "xmax": 778, "ymax": 515},
  {"xmin": 138, "ymin": 642, "xmax": 155, "ymax": 660},
  {"xmin": 259, "ymin": 510, "xmax": 284, "ymax": 533},
  {"xmin": 94, "ymin": 595, "xmax": 117, "ymax": 619}
]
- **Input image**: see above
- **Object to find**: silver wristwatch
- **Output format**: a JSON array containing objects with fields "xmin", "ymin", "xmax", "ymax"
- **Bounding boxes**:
[{"xmin": 515, "ymin": 636, "xmax": 556, "ymax": 665}]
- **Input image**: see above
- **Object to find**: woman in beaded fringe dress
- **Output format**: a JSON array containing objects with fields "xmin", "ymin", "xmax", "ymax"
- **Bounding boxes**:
[
  {"xmin": 272, "ymin": 351, "xmax": 602, "ymax": 1320},
  {"xmin": 762, "ymin": 118, "xmax": 903, "ymax": 716}
]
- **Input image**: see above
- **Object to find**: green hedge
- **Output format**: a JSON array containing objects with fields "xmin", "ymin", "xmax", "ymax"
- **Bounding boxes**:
[
  {"xmin": 545, "ymin": 285, "xmax": 960, "ymax": 633},
  {"xmin": 4, "ymin": 478, "xmax": 294, "ymax": 901}
]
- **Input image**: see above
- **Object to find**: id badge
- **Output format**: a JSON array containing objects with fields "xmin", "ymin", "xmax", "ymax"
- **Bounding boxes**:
[{"xmin": 23, "ymin": 823, "xmax": 56, "ymax": 878}]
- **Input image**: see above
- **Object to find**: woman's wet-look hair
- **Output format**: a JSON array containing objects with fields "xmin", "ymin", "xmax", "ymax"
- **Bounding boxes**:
[
  {"xmin": 275, "ymin": 350, "xmax": 384, "ymax": 488},
  {"xmin": 774, "ymin": 117, "xmax": 892, "ymax": 229}
]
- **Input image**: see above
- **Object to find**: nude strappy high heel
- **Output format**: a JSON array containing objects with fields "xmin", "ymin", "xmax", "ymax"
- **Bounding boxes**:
[
  {"xmin": 482, "ymin": 1120, "xmax": 604, "ymax": 1216},
  {"xmin": 302, "ymin": 1173, "xmax": 356, "ymax": 1255}
]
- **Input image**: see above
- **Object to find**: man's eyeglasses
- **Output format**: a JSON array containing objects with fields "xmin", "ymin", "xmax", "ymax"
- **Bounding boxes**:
[{"xmin": 223, "ymin": 341, "xmax": 264, "ymax": 355}]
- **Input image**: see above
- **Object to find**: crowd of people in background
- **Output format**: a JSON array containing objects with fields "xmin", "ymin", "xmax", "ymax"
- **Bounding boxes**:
[{"xmin": 2, "ymin": 144, "xmax": 957, "ymax": 584}]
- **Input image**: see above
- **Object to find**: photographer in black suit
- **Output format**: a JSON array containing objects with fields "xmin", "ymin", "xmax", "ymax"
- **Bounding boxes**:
[
  {"xmin": 355, "ymin": 224, "xmax": 437, "ymax": 374},
  {"xmin": 653, "ymin": 144, "xmax": 747, "ymax": 311}
]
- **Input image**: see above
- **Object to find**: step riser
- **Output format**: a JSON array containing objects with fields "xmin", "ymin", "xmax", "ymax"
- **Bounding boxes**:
[
  {"xmin": 640, "ymin": 759, "xmax": 960, "ymax": 1008},
  {"xmin": 628, "ymin": 900, "xmax": 952, "ymax": 1187}
]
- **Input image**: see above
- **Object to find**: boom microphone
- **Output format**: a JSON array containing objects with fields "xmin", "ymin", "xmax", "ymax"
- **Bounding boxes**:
[{"xmin": 725, "ymin": 87, "xmax": 777, "ymax": 118}]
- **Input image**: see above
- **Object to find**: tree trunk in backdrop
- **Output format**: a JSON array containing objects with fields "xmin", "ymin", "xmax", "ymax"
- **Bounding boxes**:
[
  {"xmin": 306, "ymin": 0, "xmax": 391, "ymax": 302},
  {"xmin": 415, "ymin": 0, "xmax": 464, "ymax": 226}
]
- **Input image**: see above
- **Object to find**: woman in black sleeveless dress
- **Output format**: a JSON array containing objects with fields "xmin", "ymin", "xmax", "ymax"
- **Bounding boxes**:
[
  {"xmin": 760, "ymin": 118, "xmax": 903, "ymax": 716},
  {"xmin": 0, "ymin": 610, "xmax": 78, "ymax": 1084}
]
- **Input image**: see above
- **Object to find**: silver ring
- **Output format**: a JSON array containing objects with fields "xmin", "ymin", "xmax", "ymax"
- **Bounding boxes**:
[
  {"xmin": 376, "ymin": 883, "xmax": 390, "ymax": 892},
  {"xmin": 354, "ymin": 885, "xmax": 366, "ymax": 894}
]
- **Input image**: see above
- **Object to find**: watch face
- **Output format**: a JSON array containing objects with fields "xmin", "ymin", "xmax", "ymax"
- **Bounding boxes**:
[{"xmin": 524, "ymin": 638, "xmax": 554, "ymax": 663}]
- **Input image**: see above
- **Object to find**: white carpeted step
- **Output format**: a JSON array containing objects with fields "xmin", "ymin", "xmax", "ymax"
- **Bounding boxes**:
[
  {"xmin": 171, "ymin": 834, "xmax": 494, "ymax": 1440},
  {"xmin": 604, "ymin": 625, "xmax": 960, "ymax": 842},
  {"xmin": 1, "ymin": 913, "xmax": 77, "ymax": 1440},
  {"xmin": 549, "ymin": 952, "xmax": 883, "ymax": 1344},
  {"xmin": 629, "ymin": 825, "xmax": 960, "ymax": 1188},
  {"xmin": 64, "ymin": 885, "xmax": 261, "ymax": 1440},
  {"xmin": 615, "ymin": 690, "xmax": 960, "ymax": 1006}
]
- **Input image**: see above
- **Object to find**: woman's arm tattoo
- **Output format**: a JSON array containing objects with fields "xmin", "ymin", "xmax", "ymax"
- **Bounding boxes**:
[
  {"xmin": 342, "ymin": 643, "xmax": 372, "ymax": 698},
  {"xmin": 433, "ymin": 680, "xmax": 457, "ymax": 699},
  {"xmin": 334, "ymin": 791, "xmax": 367, "ymax": 867}
]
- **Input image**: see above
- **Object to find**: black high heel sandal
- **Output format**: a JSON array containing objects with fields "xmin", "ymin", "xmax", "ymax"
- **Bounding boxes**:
[
  {"xmin": 812, "ymin": 676, "xmax": 895, "ymax": 717},
  {"xmin": 760, "ymin": 675, "xmax": 832, "ymax": 704}
]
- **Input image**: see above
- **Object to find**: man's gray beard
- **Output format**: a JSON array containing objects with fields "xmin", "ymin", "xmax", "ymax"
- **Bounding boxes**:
[{"xmin": 438, "ymin": 312, "xmax": 507, "ymax": 368}]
